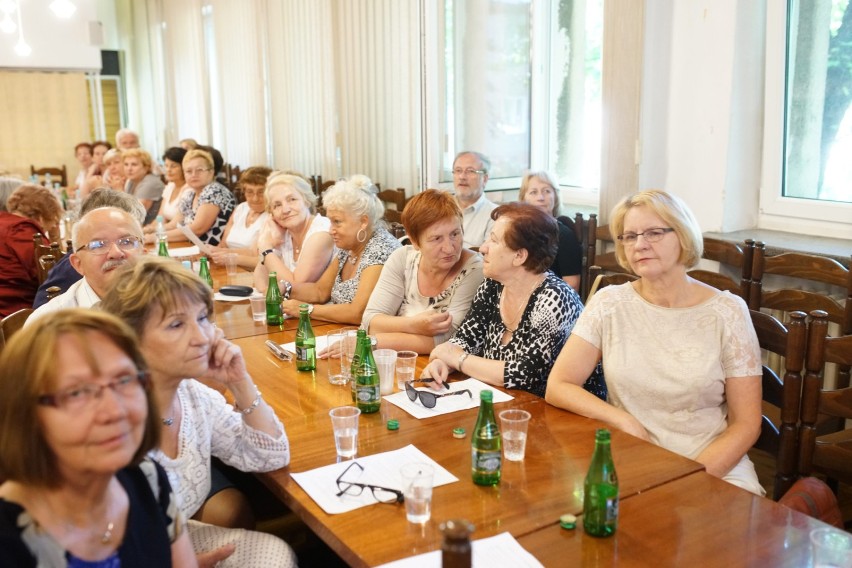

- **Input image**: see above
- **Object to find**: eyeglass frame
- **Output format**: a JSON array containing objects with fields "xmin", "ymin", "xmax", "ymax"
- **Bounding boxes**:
[
  {"xmin": 452, "ymin": 168, "xmax": 486, "ymax": 177},
  {"xmin": 37, "ymin": 370, "xmax": 150, "ymax": 411},
  {"xmin": 76, "ymin": 235, "xmax": 143, "ymax": 255},
  {"xmin": 405, "ymin": 380, "xmax": 472, "ymax": 409},
  {"xmin": 616, "ymin": 227, "xmax": 675, "ymax": 246},
  {"xmin": 335, "ymin": 461, "xmax": 404, "ymax": 504}
]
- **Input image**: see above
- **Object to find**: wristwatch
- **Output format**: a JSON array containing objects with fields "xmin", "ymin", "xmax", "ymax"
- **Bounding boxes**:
[
  {"xmin": 279, "ymin": 279, "xmax": 292, "ymax": 300},
  {"xmin": 305, "ymin": 303, "xmax": 315, "ymax": 315},
  {"xmin": 260, "ymin": 249, "xmax": 275, "ymax": 265}
]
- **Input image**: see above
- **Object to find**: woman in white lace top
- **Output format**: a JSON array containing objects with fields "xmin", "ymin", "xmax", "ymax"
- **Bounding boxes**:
[
  {"xmin": 545, "ymin": 190, "xmax": 764, "ymax": 495},
  {"xmin": 101, "ymin": 256, "xmax": 296, "ymax": 567}
]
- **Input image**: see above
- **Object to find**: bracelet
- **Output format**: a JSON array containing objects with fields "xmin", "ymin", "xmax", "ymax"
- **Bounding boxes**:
[
  {"xmin": 234, "ymin": 390, "xmax": 262, "ymax": 415},
  {"xmin": 457, "ymin": 351, "xmax": 470, "ymax": 373}
]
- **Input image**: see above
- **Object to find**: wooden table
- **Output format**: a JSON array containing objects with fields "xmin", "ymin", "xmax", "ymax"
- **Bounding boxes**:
[
  {"xmin": 236, "ymin": 343, "xmax": 705, "ymax": 567},
  {"xmin": 517, "ymin": 471, "xmax": 826, "ymax": 567}
]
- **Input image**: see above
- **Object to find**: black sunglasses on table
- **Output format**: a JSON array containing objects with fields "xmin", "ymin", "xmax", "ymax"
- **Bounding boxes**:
[{"xmin": 405, "ymin": 378, "xmax": 472, "ymax": 409}]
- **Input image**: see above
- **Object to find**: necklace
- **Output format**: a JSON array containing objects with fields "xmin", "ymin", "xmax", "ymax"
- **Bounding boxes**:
[
  {"xmin": 162, "ymin": 417, "xmax": 174, "ymax": 426},
  {"xmin": 101, "ymin": 522, "xmax": 115, "ymax": 544},
  {"xmin": 292, "ymin": 214, "xmax": 314, "ymax": 258},
  {"xmin": 499, "ymin": 276, "xmax": 544, "ymax": 334}
]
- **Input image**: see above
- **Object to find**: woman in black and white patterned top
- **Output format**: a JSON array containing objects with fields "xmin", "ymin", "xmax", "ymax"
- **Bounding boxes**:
[
  {"xmin": 422, "ymin": 202, "xmax": 606, "ymax": 399},
  {"xmin": 283, "ymin": 175, "xmax": 400, "ymax": 325}
]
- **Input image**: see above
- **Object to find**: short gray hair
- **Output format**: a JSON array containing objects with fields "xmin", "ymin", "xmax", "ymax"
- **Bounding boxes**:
[
  {"xmin": 81, "ymin": 188, "xmax": 146, "ymax": 225},
  {"xmin": 115, "ymin": 128, "xmax": 139, "ymax": 147},
  {"xmin": 322, "ymin": 174, "xmax": 385, "ymax": 227},
  {"xmin": 265, "ymin": 173, "xmax": 317, "ymax": 214},
  {"xmin": 453, "ymin": 151, "xmax": 491, "ymax": 174}
]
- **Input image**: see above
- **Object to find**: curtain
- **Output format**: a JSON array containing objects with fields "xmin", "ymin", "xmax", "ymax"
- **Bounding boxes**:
[{"xmin": 0, "ymin": 71, "xmax": 89, "ymax": 181}]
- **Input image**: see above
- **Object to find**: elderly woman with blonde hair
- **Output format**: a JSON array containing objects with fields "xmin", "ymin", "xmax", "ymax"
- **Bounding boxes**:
[
  {"xmin": 518, "ymin": 170, "xmax": 582, "ymax": 290},
  {"xmin": 280, "ymin": 174, "xmax": 400, "ymax": 325},
  {"xmin": 546, "ymin": 189, "xmax": 764, "ymax": 495},
  {"xmin": 149, "ymin": 149, "xmax": 236, "ymax": 246},
  {"xmin": 252, "ymin": 171, "xmax": 334, "ymax": 284}
]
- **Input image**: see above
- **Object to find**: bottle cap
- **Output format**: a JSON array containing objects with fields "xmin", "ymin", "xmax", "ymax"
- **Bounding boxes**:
[
  {"xmin": 453, "ymin": 427, "xmax": 466, "ymax": 439},
  {"xmin": 559, "ymin": 514, "xmax": 577, "ymax": 530},
  {"xmin": 387, "ymin": 419, "xmax": 399, "ymax": 430}
]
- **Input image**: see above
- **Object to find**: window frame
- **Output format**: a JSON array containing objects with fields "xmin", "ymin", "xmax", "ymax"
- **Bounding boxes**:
[{"xmin": 760, "ymin": 0, "xmax": 852, "ymax": 236}]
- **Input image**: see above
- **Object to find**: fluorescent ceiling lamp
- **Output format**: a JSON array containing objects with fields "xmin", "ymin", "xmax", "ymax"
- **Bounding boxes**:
[{"xmin": 49, "ymin": 0, "xmax": 76, "ymax": 19}]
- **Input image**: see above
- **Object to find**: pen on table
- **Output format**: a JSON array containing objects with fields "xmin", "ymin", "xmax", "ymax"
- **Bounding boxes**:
[{"xmin": 265, "ymin": 340, "xmax": 293, "ymax": 361}]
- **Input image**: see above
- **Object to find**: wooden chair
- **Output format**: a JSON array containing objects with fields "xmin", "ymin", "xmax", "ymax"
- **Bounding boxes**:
[
  {"xmin": 584, "ymin": 216, "xmax": 634, "ymax": 301},
  {"xmin": 0, "ymin": 308, "xmax": 34, "ymax": 352},
  {"xmin": 586, "ymin": 266, "xmax": 638, "ymax": 300},
  {"xmin": 30, "ymin": 164, "xmax": 68, "ymax": 187},
  {"xmin": 33, "ymin": 233, "xmax": 65, "ymax": 284},
  {"xmin": 749, "ymin": 245, "xmax": 852, "ymax": 390},
  {"xmin": 688, "ymin": 238, "xmax": 755, "ymax": 303},
  {"xmin": 798, "ymin": 309, "xmax": 852, "ymax": 490},
  {"xmin": 749, "ymin": 309, "xmax": 808, "ymax": 500},
  {"xmin": 377, "ymin": 187, "xmax": 407, "ymax": 223}
]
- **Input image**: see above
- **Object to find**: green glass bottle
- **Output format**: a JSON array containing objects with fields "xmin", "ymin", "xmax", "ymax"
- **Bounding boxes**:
[
  {"xmin": 198, "ymin": 257, "xmax": 213, "ymax": 287},
  {"xmin": 156, "ymin": 215, "xmax": 169, "ymax": 257},
  {"xmin": 353, "ymin": 332, "xmax": 380, "ymax": 413},
  {"xmin": 350, "ymin": 330, "xmax": 365, "ymax": 403},
  {"xmin": 295, "ymin": 304, "xmax": 316, "ymax": 371},
  {"xmin": 265, "ymin": 272, "xmax": 284, "ymax": 326},
  {"xmin": 583, "ymin": 428, "xmax": 619, "ymax": 537},
  {"xmin": 471, "ymin": 390, "xmax": 501, "ymax": 486}
]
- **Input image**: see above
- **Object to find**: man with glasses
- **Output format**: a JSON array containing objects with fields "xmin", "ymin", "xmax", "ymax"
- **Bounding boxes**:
[
  {"xmin": 28, "ymin": 206, "xmax": 145, "ymax": 322},
  {"xmin": 452, "ymin": 151, "xmax": 497, "ymax": 248}
]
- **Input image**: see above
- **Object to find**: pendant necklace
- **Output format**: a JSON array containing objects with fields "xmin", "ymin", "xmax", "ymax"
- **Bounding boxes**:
[{"xmin": 293, "ymin": 214, "xmax": 314, "ymax": 258}]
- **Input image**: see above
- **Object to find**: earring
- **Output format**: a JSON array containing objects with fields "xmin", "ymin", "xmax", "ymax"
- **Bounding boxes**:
[{"xmin": 357, "ymin": 228, "xmax": 368, "ymax": 243}]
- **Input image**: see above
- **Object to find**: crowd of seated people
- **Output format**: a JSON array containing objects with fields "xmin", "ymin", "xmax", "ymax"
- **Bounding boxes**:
[{"xmin": 3, "ymin": 139, "xmax": 777, "ymax": 567}]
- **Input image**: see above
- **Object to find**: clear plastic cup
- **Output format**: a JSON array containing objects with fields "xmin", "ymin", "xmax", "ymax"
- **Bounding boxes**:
[
  {"xmin": 249, "ymin": 293, "xmax": 266, "ymax": 322},
  {"xmin": 400, "ymin": 462, "xmax": 434, "ymax": 524},
  {"xmin": 329, "ymin": 406, "xmax": 360, "ymax": 459},
  {"xmin": 374, "ymin": 349, "xmax": 397, "ymax": 395},
  {"xmin": 499, "ymin": 409, "xmax": 531, "ymax": 461},
  {"xmin": 396, "ymin": 350, "xmax": 418, "ymax": 391}
]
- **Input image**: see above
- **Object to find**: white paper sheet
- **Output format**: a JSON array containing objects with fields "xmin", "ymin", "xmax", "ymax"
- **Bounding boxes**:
[
  {"xmin": 213, "ymin": 291, "xmax": 253, "ymax": 302},
  {"xmin": 290, "ymin": 444, "xmax": 458, "ymax": 515},
  {"xmin": 167, "ymin": 245, "xmax": 200, "ymax": 258},
  {"xmin": 178, "ymin": 223, "xmax": 213, "ymax": 254},
  {"xmin": 383, "ymin": 378, "xmax": 514, "ymax": 419},
  {"xmin": 374, "ymin": 532, "xmax": 544, "ymax": 568}
]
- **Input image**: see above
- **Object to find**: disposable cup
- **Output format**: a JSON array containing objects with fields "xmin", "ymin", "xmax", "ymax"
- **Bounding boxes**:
[
  {"xmin": 400, "ymin": 462, "xmax": 434, "ymax": 524},
  {"xmin": 326, "ymin": 330, "xmax": 349, "ymax": 385},
  {"xmin": 810, "ymin": 527, "xmax": 852, "ymax": 568},
  {"xmin": 374, "ymin": 349, "xmax": 397, "ymax": 395},
  {"xmin": 499, "ymin": 409, "xmax": 531, "ymax": 461},
  {"xmin": 249, "ymin": 293, "xmax": 266, "ymax": 323},
  {"xmin": 224, "ymin": 252, "xmax": 238, "ymax": 275},
  {"xmin": 396, "ymin": 350, "xmax": 418, "ymax": 391},
  {"xmin": 329, "ymin": 406, "xmax": 360, "ymax": 459}
]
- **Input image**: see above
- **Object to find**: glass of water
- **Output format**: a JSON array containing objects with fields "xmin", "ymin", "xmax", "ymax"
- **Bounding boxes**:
[
  {"xmin": 499, "ymin": 409, "xmax": 531, "ymax": 461},
  {"xmin": 400, "ymin": 462, "xmax": 434, "ymax": 524},
  {"xmin": 329, "ymin": 406, "xmax": 360, "ymax": 459},
  {"xmin": 395, "ymin": 350, "xmax": 418, "ymax": 391}
]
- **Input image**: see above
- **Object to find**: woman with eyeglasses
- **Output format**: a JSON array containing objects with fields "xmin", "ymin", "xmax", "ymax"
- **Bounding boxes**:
[
  {"xmin": 546, "ymin": 190, "xmax": 764, "ymax": 495},
  {"xmin": 0, "ymin": 184, "xmax": 62, "ymax": 317},
  {"xmin": 100, "ymin": 256, "xmax": 296, "ymax": 567},
  {"xmin": 361, "ymin": 189, "xmax": 483, "ymax": 354},
  {"xmin": 0, "ymin": 309, "xmax": 196, "ymax": 566},
  {"xmin": 518, "ymin": 171, "xmax": 583, "ymax": 291},
  {"xmin": 421, "ymin": 202, "xmax": 605, "ymax": 399},
  {"xmin": 149, "ymin": 149, "xmax": 236, "ymax": 247},
  {"xmin": 274, "ymin": 174, "xmax": 400, "ymax": 325},
  {"xmin": 251, "ymin": 171, "xmax": 335, "ymax": 285}
]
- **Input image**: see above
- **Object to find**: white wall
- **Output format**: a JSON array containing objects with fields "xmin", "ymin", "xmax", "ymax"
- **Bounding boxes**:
[
  {"xmin": 0, "ymin": 0, "xmax": 101, "ymax": 70},
  {"xmin": 638, "ymin": 0, "xmax": 765, "ymax": 233}
]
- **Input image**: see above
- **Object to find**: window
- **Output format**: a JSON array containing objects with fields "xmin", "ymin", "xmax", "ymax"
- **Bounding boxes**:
[
  {"xmin": 434, "ymin": 0, "xmax": 603, "ymax": 198},
  {"xmin": 762, "ymin": 1, "xmax": 852, "ymax": 230}
]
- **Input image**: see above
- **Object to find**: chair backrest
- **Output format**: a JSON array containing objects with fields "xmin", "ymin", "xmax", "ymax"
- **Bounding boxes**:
[
  {"xmin": 688, "ymin": 238, "xmax": 754, "ymax": 303},
  {"xmin": 32, "ymin": 233, "xmax": 65, "ymax": 284},
  {"xmin": 0, "ymin": 308, "xmax": 34, "ymax": 352},
  {"xmin": 583, "ymin": 217, "xmax": 630, "ymax": 300},
  {"xmin": 749, "ymin": 309, "xmax": 807, "ymax": 500},
  {"xmin": 798, "ymin": 309, "xmax": 852, "ymax": 480},
  {"xmin": 586, "ymin": 267, "xmax": 638, "ymax": 301},
  {"xmin": 30, "ymin": 164, "xmax": 68, "ymax": 187},
  {"xmin": 377, "ymin": 188, "xmax": 407, "ymax": 223},
  {"xmin": 749, "ymin": 244, "xmax": 852, "ymax": 389}
]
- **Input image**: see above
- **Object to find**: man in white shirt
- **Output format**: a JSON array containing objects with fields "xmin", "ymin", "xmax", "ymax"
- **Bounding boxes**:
[
  {"xmin": 452, "ymin": 151, "xmax": 497, "ymax": 248},
  {"xmin": 28, "ymin": 207, "xmax": 146, "ymax": 323}
]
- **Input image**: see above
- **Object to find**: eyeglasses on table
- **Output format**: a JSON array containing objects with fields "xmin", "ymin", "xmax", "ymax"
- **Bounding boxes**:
[{"xmin": 335, "ymin": 461, "xmax": 404, "ymax": 504}]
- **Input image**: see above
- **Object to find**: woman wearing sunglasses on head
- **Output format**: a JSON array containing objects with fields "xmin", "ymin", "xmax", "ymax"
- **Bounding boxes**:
[
  {"xmin": 421, "ymin": 202, "xmax": 605, "ymax": 399},
  {"xmin": 545, "ymin": 190, "xmax": 764, "ymax": 495},
  {"xmin": 0, "ymin": 310, "xmax": 196, "ymax": 567}
]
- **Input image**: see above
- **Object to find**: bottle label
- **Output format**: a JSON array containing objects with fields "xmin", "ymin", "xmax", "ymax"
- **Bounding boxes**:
[
  {"xmin": 472, "ymin": 449, "xmax": 501, "ymax": 472},
  {"xmin": 296, "ymin": 346, "xmax": 308, "ymax": 360},
  {"xmin": 356, "ymin": 384, "xmax": 380, "ymax": 402}
]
